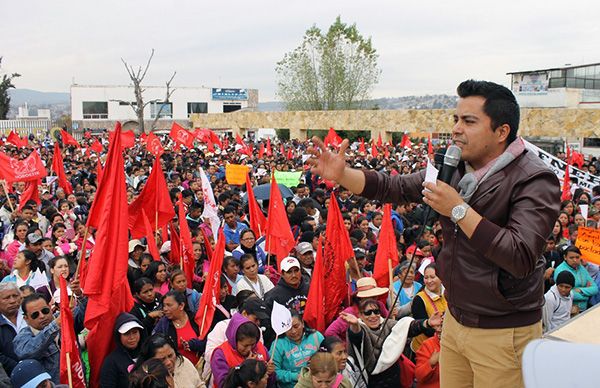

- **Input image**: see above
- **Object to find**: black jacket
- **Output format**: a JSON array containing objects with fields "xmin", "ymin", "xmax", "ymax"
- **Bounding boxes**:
[
  {"xmin": 130, "ymin": 297, "xmax": 161, "ymax": 338},
  {"xmin": 263, "ymin": 276, "xmax": 310, "ymax": 315},
  {"xmin": 0, "ymin": 314, "xmax": 19, "ymax": 375},
  {"xmin": 100, "ymin": 313, "xmax": 146, "ymax": 388}
]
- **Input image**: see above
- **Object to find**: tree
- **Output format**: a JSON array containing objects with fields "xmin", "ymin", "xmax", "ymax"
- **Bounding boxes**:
[
  {"xmin": 114, "ymin": 49, "xmax": 176, "ymax": 133},
  {"xmin": 276, "ymin": 16, "xmax": 380, "ymax": 111},
  {"xmin": 0, "ymin": 57, "xmax": 21, "ymax": 119}
]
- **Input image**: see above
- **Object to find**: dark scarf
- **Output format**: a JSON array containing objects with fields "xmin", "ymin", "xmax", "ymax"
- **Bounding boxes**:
[{"xmin": 241, "ymin": 243, "xmax": 258, "ymax": 258}]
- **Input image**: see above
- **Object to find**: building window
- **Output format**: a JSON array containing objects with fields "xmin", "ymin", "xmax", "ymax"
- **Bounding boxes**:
[
  {"xmin": 82, "ymin": 101, "xmax": 108, "ymax": 119},
  {"xmin": 151, "ymin": 102, "xmax": 173, "ymax": 119},
  {"xmin": 187, "ymin": 102, "xmax": 208, "ymax": 117},
  {"xmin": 223, "ymin": 104, "xmax": 241, "ymax": 113},
  {"xmin": 119, "ymin": 101, "xmax": 137, "ymax": 106}
]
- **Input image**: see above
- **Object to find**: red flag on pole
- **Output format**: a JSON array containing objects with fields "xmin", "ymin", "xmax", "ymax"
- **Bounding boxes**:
[
  {"xmin": 258, "ymin": 143, "xmax": 265, "ymax": 159},
  {"xmin": 18, "ymin": 179, "xmax": 40, "ymax": 210},
  {"xmin": 195, "ymin": 229, "xmax": 226, "ymax": 339},
  {"xmin": 0, "ymin": 152, "xmax": 46, "ymax": 183},
  {"xmin": 359, "ymin": 138, "xmax": 366, "ymax": 154},
  {"xmin": 287, "ymin": 148, "xmax": 293, "ymax": 160},
  {"xmin": 377, "ymin": 133, "xmax": 383, "ymax": 147},
  {"xmin": 84, "ymin": 123, "xmax": 134, "ymax": 388},
  {"xmin": 324, "ymin": 127, "xmax": 342, "ymax": 148},
  {"xmin": 373, "ymin": 204, "xmax": 399, "ymax": 288},
  {"xmin": 108, "ymin": 123, "xmax": 135, "ymax": 148},
  {"xmin": 561, "ymin": 160, "xmax": 572, "ymax": 201},
  {"xmin": 177, "ymin": 193, "xmax": 196, "ymax": 288},
  {"xmin": 170, "ymin": 122, "xmax": 194, "ymax": 148},
  {"xmin": 145, "ymin": 132, "xmax": 164, "ymax": 157},
  {"xmin": 195, "ymin": 128, "xmax": 223, "ymax": 148},
  {"xmin": 90, "ymin": 139, "xmax": 103, "ymax": 154},
  {"xmin": 303, "ymin": 235, "xmax": 326, "ymax": 332},
  {"xmin": 142, "ymin": 209, "xmax": 161, "ymax": 261},
  {"xmin": 128, "ymin": 158, "xmax": 175, "ymax": 238},
  {"xmin": 246, "ymin": 173, "xmax": 267, "ymax": 236},
  {"xmin": 371, "ymin": 141, "xmax": 379, "ymax": 158},
  {"xmin": 266, "ymin": 138, "xmax": 272, "ymax": 156},
  {"xmin": 265, "ymin": 174, "xmax": 295, "ymax": 267},
  {"xmin": 52, "ymin": 143, "xmax": 74, "ymax": 195},
  {"xmin": 6, "ymin": 131, "xmax": 27, "ymax": 148},
  {"xmin": 168, "ymin": 221, "xmax": 182, "ymax": 266},
  {"xmin": 323, "ymin": 193, "xmax": 353, "ymax": 325},
  {"xmin": 60, "ymin": 130, "xmax": 80, "ymax": 147},
  {"xmin": 400, "ymin": 134, "xmax": 412, "ymax": 148},
  {"xmin": 84, "ymin": 131, "xmax": 92, "ymax": 139},
  {"xmin": 428, "ymin": 134, "xmax": 433, "ymax": 155},
  {"xmin": 59, "ymin": 276, "xmax": 86, "ymax": 388}
]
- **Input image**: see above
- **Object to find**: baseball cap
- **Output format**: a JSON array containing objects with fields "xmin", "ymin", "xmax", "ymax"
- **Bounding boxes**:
[
  {"xmin": 280, "ymin": 257, "xmax": 301, "ymax": 273},
  {"xmin": 240, "ymin": 298, "xmax": 269, "ymax": 320},
  {"xmin": 26, "ymin": 233, "xmax": 42, "ymax": 245},
  {"xmin": 11, "ymin": 359, "xmax": 52, "ymax": 388},
  {"xmin": 296, "ymin": 242, "xmax": 314, "ymax": 255},
  {"xmin": 118, "ymin": 320, "xmax": 144, "ymax": 334}
]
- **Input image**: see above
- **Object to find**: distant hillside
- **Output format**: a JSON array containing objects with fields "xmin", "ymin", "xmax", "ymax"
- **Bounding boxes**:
[
  {"xmin": 258, "ymin": 94, "xmax": 456, "ymax": 112},
  {"xmin": 8, "ymin": 89, "xmax": 70, "ymax": 106}
]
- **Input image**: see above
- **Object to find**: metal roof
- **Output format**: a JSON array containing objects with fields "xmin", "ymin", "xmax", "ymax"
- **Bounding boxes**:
[{"xmin": 507, "ymin": 62, "xmax": 600, "ymax": 75}]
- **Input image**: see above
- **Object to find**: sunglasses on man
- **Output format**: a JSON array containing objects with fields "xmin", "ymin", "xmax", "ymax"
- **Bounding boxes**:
[{"xmin": 28, "ymin": 307, "xmax": 51, "ymax": 319}]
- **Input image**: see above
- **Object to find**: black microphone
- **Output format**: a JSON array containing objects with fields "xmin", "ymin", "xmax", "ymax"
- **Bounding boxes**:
[
  {"xmin": 438, "ymin": 145, "xmax": 462, "ymax": 184},
  {"xmin": 434, "ymin": 148, "xmax": 446, "ymax": 171}
]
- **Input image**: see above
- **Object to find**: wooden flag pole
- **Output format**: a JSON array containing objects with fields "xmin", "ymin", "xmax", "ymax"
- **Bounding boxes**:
[
  {"xmin": 74, "ymin": 227, "xmax": 89, "ymax": 279},
  {"xmin": 66, "ymin": 352, "xmax": 74, "ymax": 388},
  {"xmin": 199, "ymin": 304, "xmax": 209, "ymax": 336},
  {"xmin": 0, "ymin": 181, "xmax": 15, "ymax": 213},
  {"xmin": 388, "ymin": 258, "xmax": 395, "ymax": 309}
]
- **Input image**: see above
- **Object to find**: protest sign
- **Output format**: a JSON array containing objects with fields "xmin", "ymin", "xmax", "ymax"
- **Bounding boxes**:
[
  {"xmin": 273, "ymin": 170, "xmax": 302, "ymax": 188},
  {"xmin": 225, "ymin": 164, "xmax": 249, "ymax": 185},
  {"xmin": 576, "ymin": 227, "xmax": 600, "ymax": 265}
]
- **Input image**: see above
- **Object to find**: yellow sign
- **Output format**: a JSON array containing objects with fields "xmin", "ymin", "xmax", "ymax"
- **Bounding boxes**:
[
  {"xmin": 575, "ymin": 227, "xmax": 600, "ymax": 265},
  {"xmin": 225, "ymin": 164, "xmax": 249, "ymax": 185}
]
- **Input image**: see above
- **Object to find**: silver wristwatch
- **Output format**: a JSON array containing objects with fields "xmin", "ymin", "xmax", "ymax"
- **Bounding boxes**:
[{"xmin": 450, "ymin": 203, "xmax": 470, "ymax": 223}]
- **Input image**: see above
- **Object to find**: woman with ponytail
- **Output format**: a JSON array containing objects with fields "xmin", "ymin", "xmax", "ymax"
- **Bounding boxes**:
[{"xmin": 222, "ymin": 359, "xmax": 269, "ymax": 388}]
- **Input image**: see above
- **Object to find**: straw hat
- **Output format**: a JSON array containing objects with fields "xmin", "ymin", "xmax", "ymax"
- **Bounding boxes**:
[{"xmin": 356, "ymin": 277, "xmax": 389, "ymax": 298}]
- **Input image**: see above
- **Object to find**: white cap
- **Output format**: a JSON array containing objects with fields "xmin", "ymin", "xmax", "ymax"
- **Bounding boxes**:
[
  {"xmin": 160, "ymin": 241, "xmax": 171, "ymax": 254},
  {"xmin": 128, "ymin": 239, "xmax": 145, "ymax": 253},
  {"xmin": 118, "ymin": 320, "xmax": 144, "ymax": 334},
  {"xmin": 280, "ymin": 257, "xmax": 301, "ymax": 273}
]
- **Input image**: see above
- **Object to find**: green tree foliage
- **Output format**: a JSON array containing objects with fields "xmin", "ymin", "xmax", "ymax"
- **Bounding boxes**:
[
  {"xmin": 0, "ymin": 57, "xmax": 21, "ymax": 119},
  {"xmin": 276, "ymin": 16, "xmax": 380, "ymax": 111}
]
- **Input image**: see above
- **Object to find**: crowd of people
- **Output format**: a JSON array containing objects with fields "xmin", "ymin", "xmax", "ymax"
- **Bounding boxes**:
[{"xmin": 0, "ymin": 122, "xmax": 597, "ymax": 388}]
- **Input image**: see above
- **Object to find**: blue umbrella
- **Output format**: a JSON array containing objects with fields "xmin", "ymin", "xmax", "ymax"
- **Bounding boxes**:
[{"xmin": 253, "ymin": 183, "xmax": 294, "ymax": 200}]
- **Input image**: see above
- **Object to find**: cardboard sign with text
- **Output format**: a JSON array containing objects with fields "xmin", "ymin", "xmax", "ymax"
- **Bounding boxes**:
[
  {"xmin": 225, "ymin": 164, "xmax": 249, "ymax": 185},
  {"xmin": 575, "ymin": 227, "xmax": 600, "ymax": 265}
]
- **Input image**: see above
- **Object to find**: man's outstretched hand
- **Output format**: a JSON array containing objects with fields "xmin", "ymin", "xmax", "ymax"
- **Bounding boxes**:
[{"xmin": 306, "ymin": 136, "xmax": 350, "ymax": 183}]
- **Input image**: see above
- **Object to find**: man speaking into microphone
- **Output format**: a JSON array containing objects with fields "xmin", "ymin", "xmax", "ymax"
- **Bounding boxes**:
[{"xmin": 307, "ymin": 80, "xmax": 560, "ymax": 388}]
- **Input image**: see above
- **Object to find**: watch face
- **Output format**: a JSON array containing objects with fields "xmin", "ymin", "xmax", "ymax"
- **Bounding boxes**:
[{"xmin": 452, "ymin": 205, "xmax": 465, "ymax": 221}]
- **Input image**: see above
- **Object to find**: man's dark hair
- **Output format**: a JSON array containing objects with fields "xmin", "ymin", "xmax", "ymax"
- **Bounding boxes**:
[
  {"xmin": 457, "ymin": 80, "xmax": 520, "ymax": 144},
  {"xmin": 223, "ymin": 205, "xmax": 236, "ymax": 216},
  {"xmin": 21, "ymin": 293, "xmax": 46, "ymax": 315}
]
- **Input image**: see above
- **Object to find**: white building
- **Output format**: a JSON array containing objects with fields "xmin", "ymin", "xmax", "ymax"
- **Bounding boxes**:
[
  {"xmin": 0, "ymin": 104, "xmax": 52, "ymax": 136},
  {"xmin": 508, "ymin": 63, "xmax": 600, "ymax": 155},
  {"xmin": 70, "ymin": 84, "xmax": 258, "ymax": 134}
]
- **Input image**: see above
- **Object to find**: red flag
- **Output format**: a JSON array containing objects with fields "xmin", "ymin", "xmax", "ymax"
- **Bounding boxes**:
[
  {"xmin": 280, "ymin": 143, "xmax": 285, "ymax": 156},
  {"xmin": 59, "ymin": 276, "xmax": 86, "ymax": 388},
  {"xmin": 146, "ymin": 132, "xmax": 164, "ymax": 157},
  {"xmin": 265, "ymin": 175, "xmax": 295, "ymax": 267},
  {"xmin": 84, "ymin": 123, "xmax": 134, "ymax": 388},
  {"xmin": 177, "ymin": 193, "xmax": 195, "ymax": 288},
  {"xmin": 223, "ymin": 136, "xmax": 229, "ymax": 149},
  {"xmin": 90, "ymin": 139, "xmax": 103, "ymax": 154},
  {"xmin": 359, "ymin": 138, "xmax": 366, "ymax": 154},
  {"xmin": 142, "ymin": 209, "xmax": 161, "ymax": 261},
  {"xmin": 95, "ymin": 159, "xmax": 103, "ymax": 187},
  {"xmin": 6, "ymin": 131, "xmax": 27, "ymax": 148},
  {"xmin": 0, "ymin": 151, "xmax": 46, "ymax": 183},
  {"xmin": 377, "ymin": 133, "xmax": 383, "ymax": 147},
  {"xmin": 18, "ymin": 179, "xmax": 40, "ymax": 211},
  {"xmin": 287, "ymin": 148, "xmax": 293, "ymax": 160},
  {"xmin": 200, "ymin": 226, "xmax": 214, "ymax": 263},
  {"xmin": 206, "ymin": 137, "xmax": 215, "ymax": 153},
  {"xmin": 428, "ymin": 134, "xmax": 433, "ymax": 155},
  {"xmin": 235, "ymin": 133, "xmax": 245, "ymax": 146},
  {"xmin": 52, "ymin": 143, "xmax": 74, "ymax": 195},
  {"xmin": 169, "ymin": 222, "xmax": 182, "ymax": 266},
  {"xmin": 324, "ymin": 127, "xmax": 342, "ymax": 148},
  {"xmin": 84, "ymin": 131, "xmax": 92, "ymax": 139},
  {"xmin": 373, "ymin": 204, "xmax": 399, "ymax": 288},
  {"xmin": 303, "ymin": 235, "xmax": 326, "ymax": 332},
  {"xmin": 400, "ymin": 134, "xmax": 412, "ymax": 148},
  {"xmin": 170, "ymin": 122, "xmax": 194, "ymax": 148},
  {"xmin": 246, "ymin": 173, "xmax": 267, "ymax": 236},
  {"xmin": 572, "ymin": 151, "xmax": 585, "ymax": 168},
  {"xmin": 561, "ymin": 161, "xmax": 572, "ymax": 201},
  {"xmin": 266, "ymin": 138, "xmax": 272, "ymax": 156},
  {"xmin": 195, "ymin": 229, "xmax": 226, "ymax": 339},
  {"xmin": 195, "ymin": 128, "xmax": 223, "ymax": 148},
  {"xmin": 128, "ymin": 158, "xmax": 175, "ymax": 238},
  {"xmin": 140, "ymin": 132, "xmax": 147, "ymax": 143},
  {"xmin": 258, "ymin": 143, "xmax": 265, "ymax": 159},
  {"xmin": 108, "ymin": 123, "xmax": 135, "ymax": 149},
  {"xmin": 60, "ymin": 129, "xmax": 80, "ymax": 147},
  {"xmin": 323, "ymin": 193, "xmax": 353, "ymax": 325},
  {"xmin": 371, "ymin": 141, "xmax": 379, "ymax": 158}
]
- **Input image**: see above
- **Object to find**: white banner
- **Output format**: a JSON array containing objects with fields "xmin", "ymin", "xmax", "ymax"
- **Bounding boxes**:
[{"xmin": 525, "ymin": 140, "xmax": 600, "ymax": 193}]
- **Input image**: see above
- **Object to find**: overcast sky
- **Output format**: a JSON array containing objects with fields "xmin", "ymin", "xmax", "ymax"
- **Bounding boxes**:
[{"xmin": 3, "ymin": 0, "xmax": 600, "ymax": 101}]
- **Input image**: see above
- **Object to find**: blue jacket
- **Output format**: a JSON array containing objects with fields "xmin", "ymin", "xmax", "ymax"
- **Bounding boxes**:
[
  {"xmin": 270, "ymin": 330, "xmax": 323, "ymax": 388},
  {"xmin": 13, "ymin": 320, "xmax": 61, "ymax": 383},
  {"xmin": 0, "ymin": 314, "xmax": 20, "ymax": 375},
  {"xmin": 554, "ymin": 262, "xmax": 599, "ymax": 311}
]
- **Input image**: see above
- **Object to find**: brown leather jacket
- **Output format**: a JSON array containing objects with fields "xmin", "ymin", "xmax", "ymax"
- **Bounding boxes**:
[{"xmin": 361, "ymin": 149, "xmax": 561, "ymax": 329}]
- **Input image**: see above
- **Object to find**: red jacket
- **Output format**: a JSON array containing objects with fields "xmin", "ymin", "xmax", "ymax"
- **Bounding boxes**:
[{"xmin": 415, "ymin": 334, "xmax": 440, "ymax": 388}]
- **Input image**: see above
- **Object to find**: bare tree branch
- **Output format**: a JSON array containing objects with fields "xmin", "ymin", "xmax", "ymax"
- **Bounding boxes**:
[
  {"xmin": 149, "ymin": 71, "xmax": 177, "ymax": 131},
  {"xmin": 139, "ymin": 49, "xmax": 155, "ymax": 83}
]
